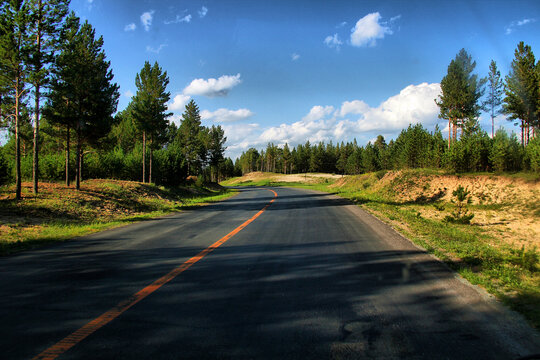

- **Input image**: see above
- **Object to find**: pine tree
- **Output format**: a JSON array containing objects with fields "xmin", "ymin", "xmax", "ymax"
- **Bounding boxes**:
[
  {"xmin": 177, "ymin": 100, "xmax": 204, "ymax": 176},
  {"xmin": 27, "ymin": 0, "xmax": 69, "ymax": 194},
  {"xmin": 45, "ymin": 15, "xmax": 119, "ymax": 189},
  {"xmin": 483, "ymin": 60, "xmax": 504, "ymax": 138},
  {"xmin": 131, "ymin": 61, "xmax": 171, "ymax": 183},
  {"xmin": 206, "ymin": 124, "xmax": 226, "ymax": 182},
  {"xmin": 436, "ymin": 49, "xmax": 485, "ymax": 147},
  {"xmin": 0, "ymin": 0, "xmax": 33, "ymax": 200},
  {"xmin": 503, "ymin": 42, "xmax": 538, "ymax": 146}
]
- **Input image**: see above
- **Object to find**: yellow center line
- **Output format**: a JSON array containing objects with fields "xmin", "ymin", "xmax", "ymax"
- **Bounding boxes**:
[{"xmin": 33, "ymin": 188, "xmax": 278, "ymax": 360}]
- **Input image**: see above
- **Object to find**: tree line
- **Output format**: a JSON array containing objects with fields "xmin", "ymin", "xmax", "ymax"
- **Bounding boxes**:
[
  {"xmin": 235, "ymin": 44, "xmax": 540, "ymax": 176},
  {"xmin": 0, "ymin": 1, "xmax": 227, "ymax": 198}
]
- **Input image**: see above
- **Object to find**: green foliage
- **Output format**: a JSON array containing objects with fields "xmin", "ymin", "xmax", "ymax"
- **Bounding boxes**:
[
  {"xmin": 513, "ymin": 246, "xmax": 539, "ymax": 272},
  {"xmin": 484, "ymin": 60, "xmax": 504, "ymax": 137},
  {"xmin": 444, "ymin": 185, "xmax": 474, "ymax": 224},
  {"xmin": 177, "ymin": 100, "xmax": 205, "ymax": 176},
  {"xmin": 503, "ymin": 42, "xmax": 539, "ymax": 145},
  {"xmin": 525, "ymin": 136, "xmax": 540, "ymax": 172},
  {"xmin": 436, "ymin": 49, "xmax": 486, "ymax": 143},
  {"xmin": 0, "ymin": 146, "xmax": 10, "ymax": 184}
]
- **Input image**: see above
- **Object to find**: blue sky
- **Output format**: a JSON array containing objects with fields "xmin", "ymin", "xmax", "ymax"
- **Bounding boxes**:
[{"xmin": 71, "ymin": 0, "xmax": 539, "ymax": 158}]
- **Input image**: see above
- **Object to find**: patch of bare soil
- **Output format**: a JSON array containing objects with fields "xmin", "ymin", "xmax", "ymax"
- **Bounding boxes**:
[
  {"xmin": 231, "ymin": 172, "xmax": 343, "ymax": 184},
  {"xmin": 384, "ymin": 172, "xmax": 540, "ymax": 249}
]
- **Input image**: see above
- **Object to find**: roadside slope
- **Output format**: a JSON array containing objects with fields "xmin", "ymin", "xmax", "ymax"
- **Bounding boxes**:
[{"xmin": 0, "ymin": 179, "xmax": 234, "ymax": 255}]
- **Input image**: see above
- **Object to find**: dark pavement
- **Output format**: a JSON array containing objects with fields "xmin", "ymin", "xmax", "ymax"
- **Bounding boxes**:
[{"xmin": 0, "ymin": 186, "xmax": 539, "ymax": 359}]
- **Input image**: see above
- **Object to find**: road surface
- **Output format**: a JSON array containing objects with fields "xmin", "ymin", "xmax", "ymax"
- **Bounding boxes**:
[{"xmin": 1, "ymin": 186, "xmax": 539, "ymax": 359}]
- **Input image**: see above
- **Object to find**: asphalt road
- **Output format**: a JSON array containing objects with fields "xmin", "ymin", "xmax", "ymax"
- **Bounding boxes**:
[{"xmin": 1, "ymin": 186, "xmax": 539, "ymax": 360}]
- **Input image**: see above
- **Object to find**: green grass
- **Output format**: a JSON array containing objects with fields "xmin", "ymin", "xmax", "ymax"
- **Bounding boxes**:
[
  {"xmin": 224, "ymin": 171, "xmax": 540, "ymax": 329},
  {"xmin": 0, "ymin": 180, "xmax": 237, "ymax": 256}
]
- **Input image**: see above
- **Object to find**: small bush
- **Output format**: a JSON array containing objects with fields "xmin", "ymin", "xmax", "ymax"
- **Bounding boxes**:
[
  {"xmin": 514, "ymin": 246, "xmax": 539, "ymax": 272},
  {"xmin": 444, "ymin": 185, "xmax": 474, "ymax": 224}
]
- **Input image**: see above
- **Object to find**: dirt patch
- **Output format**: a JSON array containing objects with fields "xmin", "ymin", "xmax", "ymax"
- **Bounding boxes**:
[{"xmin": 229, "ymin": 172, "xmax": 343, "ymax": 185}]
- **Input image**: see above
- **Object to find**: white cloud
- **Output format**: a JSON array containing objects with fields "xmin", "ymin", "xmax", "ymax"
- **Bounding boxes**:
[
  {"xmin": 303, "ymin": 105, "xmax": 335, "ymax": 122},
  {"xmin": 336, "ymin": 21, "xmax": 347, "ymax": 28},
  {"xmin": 146, "ymin": 44, "xmax": 167, "ymax": 53},
  {"xmin": 350, "ymin": 12, "xmax": 393, "ymax": 47},
  {"xmin": 223, "ymin": 83, "xmax": 442, "ymax": 158},
  {"xmin": 165, "ymin": 14, "xmax": 192, "ymax": 24},
  {"xmin": 339, "ymin": 100, "xmax": 370, "ymax": 117},
  {"xmin": 123, "ymin": 90, "xmax": 134, "ymax": 98},
  {"xmin": 124, "ymin": 23, "xmax": 136, "ymax": 31},
  {"xmin": 198, "ymin": 6, "xmax": 208, "ymax": 18},
  {"xmin": 348, "ymin": 82, "xmax": 441, "ymax": 132},
  {"xmin": 201, "ymin": 108, "xmax": 254, "ymax": 123},
  {"xmin": 183, "ymin": 74, "xmax": 242, "ymax": 97},
  {"xmin": 141, "ymin": 10, "xmax": 154, "ymax": 32},
  {"xmin": 324, "ymin": 33, "xmax": 342, "ymax": 50},
  {"xmin": 168, "ymin": 94, "xmax": 191, "ymax": 111},
  {"xmin": 291, "ymin": 53, "xmax": 300, "ymax": 61},
  {"xmin": 169, "ymin": 114, "xmax": 182, "ymax": 127},
  {"xmin": 505, "ymin": 18, "xmax": 536, "ymax": 35}
]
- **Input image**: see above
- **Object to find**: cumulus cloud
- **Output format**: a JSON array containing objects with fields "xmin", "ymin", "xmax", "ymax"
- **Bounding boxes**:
[
  {"xmin": 505, "ymin": 18, "xmax": 536, "ymax": 34},
  {"xmin": 123, "ymin": 90, "xmax": 134, "ymax": 99},
  {"xmin": 198, "ymin": 6, "xmax": 208, "ymax": 18},
  {"xmin": 141, "ymin": 10, "xmax": 154, "ymax": 32},
  {"xmin": 168, "ymin": 94, "xmax": 191, "ymax": 111},
  {"xmin": 350, "ymin": 12, "xmax": 393, "ymax": 47},
  {"xmin": 223, "ymin": 83, "xmax": 442, "ymax": 158},
  {"xmin": 201, "ymin": 108, "xmax": 254, "ymax": 123},
  {"xmin": 146, "ymin": 44, "xmax": 167, "ymax": 53},
  {"xmin": 124, "ymin": 23, "xmax": 136, "ymax": 31},
  {"xmin": 222, "ymin": 123, "xmax": 260, "ymax": 158},
  {"xmin": 347, "ymin": 82, "xmax": 441, "ymax": 131},
  {"xmin": 339, "ymin": 100, "xmax": 370, "ymax": 117},
  {"xmin": 183, "ymin": 74, "xmax": 242, "ymax": 97},
  {"xmin": 303, "ymin": 105, "xmax": 335, "ymax": 122},
  {"xmin": 165, "ymin": 14, "xmax": 192, "ymax": 24},
  {"xmin": 324, "ymin": 33, "xmax": 343, "ymax": 50},
  {"xmin": 291, "ymin": 53, "xmax": 300, "ymax": 61}
]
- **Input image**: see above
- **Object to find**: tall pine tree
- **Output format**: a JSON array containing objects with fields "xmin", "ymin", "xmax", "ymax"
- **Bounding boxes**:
[
  {"xmin": 483, "ymin": 60, "xmax": 504, "ymax": 138},
  {"xmin": 27, "ymin": 0, "xmax": 69, "ymax": 193},
  {"xmin": 177, "ymin": 99, "xmax": 204, "ymax": 176},
  {"xmin": 436, "ymin": 49, "xmax": 485, "ymax": 147},
  {"xmin": 0, "ymin": 0, "xmax": 32, "ymax": 199},
  {"xmin": 503, "ymin": 42, "xmax": 538, "ymax": 146},
  {"xmin": 131, "ymin": 61, "xmax": 171, "ymax": 183},
  {"xmin": 45, "ymin": 14, "xmax": 119, "ymax": 189}
]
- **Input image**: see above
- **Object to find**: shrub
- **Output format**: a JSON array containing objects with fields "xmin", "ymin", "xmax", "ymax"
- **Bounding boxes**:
[
  {"xmin": 444, "ymin": 185, "xmax": 474, "ymax": 224},
  {"xmin": 525, "ymin": 136, "xmax": 540, "ymax": 172}
]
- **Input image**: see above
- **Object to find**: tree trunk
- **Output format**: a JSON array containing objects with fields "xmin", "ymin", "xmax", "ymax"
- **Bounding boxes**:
[
  {"xmin": 33, "ymin": 6, "xmax": 42, "ymax": 194},
  {"xmin": 491, "ymin": 114, "xmax": 494, "ymax": 139},
  {"xmin": 149, "ymin": 139, "xmax": 153, "ymax": 184},
  {"xmin": 521, "ymin": 120, "xmax": 525, "ymax": 147},
  {"xmin": 65, "ymin": 123, "xmax": 70, "ymax": 186},
  {"xmin": 76, "ymin": 128, "xmax": 81, "ymax": 190},
  {"xmin": 142, "ymin": 130, "xmax": 146, "ymax": 183},
  {"xmin": 448, "ymin": 118, "xmax": 451, "ymax": 149},
  {"xmin": 33, "ymin": 84, "xmax": 40, "ymax": 194},
  {"xmin": 15, "ymin": 78, "xmax": 21, "ymax": 200}
]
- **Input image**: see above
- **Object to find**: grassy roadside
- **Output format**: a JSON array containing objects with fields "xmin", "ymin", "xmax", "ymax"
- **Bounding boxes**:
[
  {"xmin": 0, "ymin": 179, "xmax": 236, "ymax": 256},
  {"xmin": 222, "ymin": 171, "xmax": 540, "ymax": 329}
]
